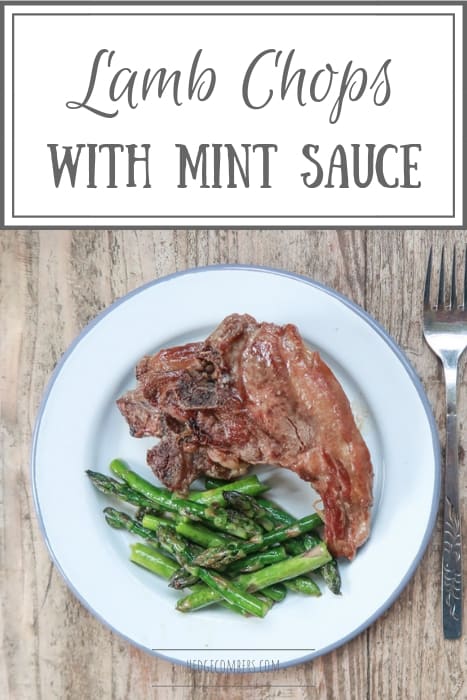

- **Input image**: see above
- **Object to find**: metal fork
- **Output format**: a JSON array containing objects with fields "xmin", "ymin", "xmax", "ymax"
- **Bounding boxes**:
[{"xmin": 423, "ymin": 245, "xmax": 467, "ymax": 639}]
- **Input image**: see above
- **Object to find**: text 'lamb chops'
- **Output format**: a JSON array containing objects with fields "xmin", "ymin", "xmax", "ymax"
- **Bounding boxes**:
[{"xmin": 117, "ymin": 314, "xmax": 373, "ymax": 559}]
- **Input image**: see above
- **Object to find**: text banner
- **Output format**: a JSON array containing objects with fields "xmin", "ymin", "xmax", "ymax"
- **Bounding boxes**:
[{"xmin": 1, "ymin": 3, "xmax": 464, "ymax": 227}]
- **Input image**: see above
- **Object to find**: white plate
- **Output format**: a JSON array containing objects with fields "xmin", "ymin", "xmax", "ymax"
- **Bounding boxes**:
[{"xmin": 32, "ymin": 265, "xmax": 440, "ymax": 671}]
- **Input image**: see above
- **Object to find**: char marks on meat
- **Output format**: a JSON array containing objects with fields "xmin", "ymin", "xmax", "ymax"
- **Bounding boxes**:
[{"xmin": 117, "ymin": 314, "xmax": 373, "ymax": 559}]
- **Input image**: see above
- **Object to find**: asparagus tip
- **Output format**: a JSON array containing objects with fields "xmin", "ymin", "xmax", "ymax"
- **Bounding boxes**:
[{"xmin": 103, "ymin": 506, "xmax": 129, "ymax": 529}]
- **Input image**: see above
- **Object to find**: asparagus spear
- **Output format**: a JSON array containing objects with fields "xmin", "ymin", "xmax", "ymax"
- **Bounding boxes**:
[
  {"xmin": 203, "ymin": 480, "xmax": 300, "ymax": 529},
  {"xmin": 174, "ymin": 521, "xmax": 231, "ymax": 549},
  {"xmin": 234, "ymin": 544, "xmax": 330, "ymax": 592},
  {"xmin": 220, "ymin": 492, "xmax": 339, "ymax": 594},
  {"xmin": 207, "ymin": 485, "xmax": 333, "ymax": 591},
  {"xmin": 193, "ymin": 567, "xmax": 270, "ymax": 618},
  {"xmin": 192, "ymin": 513, "xmax": 323, "ymax": 569},
  {"xmin": 260, "ymin": 583, "xmax": 287, "ymax": 602},
  {"xmin": 142, "ymin": 511, "xmax": 239, "ymax": 587},
  {"xmin": 143, "ymin": 513, "xmax": 241, "ymax": 587},
  {"xmin": 226, "ymin": 546, "xmax": 288, "ymax": 575},
  {"xmin": 209, "ymin": 491, "xmax": 341, "ymax": 595},
  {"xmin": 123, "ymin": 507, "xmax": 258, "ymax": 590},
  {"xmin": 204, "ymin": 503, "xmax": 263, "ymax": 539},
  {"xmin": 207, "ymin": 509, "xmax": 261, "ymax": 539},
  {"xmin": 285, "ymin": 533, "xmax": 341, "ymax": 594},
  {"xmin": 169, "ymin": 568, "xmax": 201, "ymax": 590},
  {"xmin": 206, "ymin": 483, "xmax": 336, "ymax": 594},
  {"xmin": 130, "ymin": 542, "xmax": 179, "ymax": 579},
  {"xmin": 109, "ymin": 506, "xmax": 201, "ymax": 587},
  {"xmin": 177, "ymin": 543, "xmax": 331, "ymax": 612},
  {"xmin": 284, "ymin": 533, "xmax": 320, "ymax": 556},
  {"xmin": 92, "ymin": 466, "xmax": 264, "ymax": 551},
  {"xmin": 249, "ymin": 495, "xmax": 342, "ymax": 596},
  {"xmin": 255, "ymin": 497, "xmax": 297, "ymax": 527},
  {"xmin": 155, "ymin": 524, "xmax": 200, "ymax": 567},
  {"xmin": 222, "ymin": 491, "xmax": 275, "ymax": 531},
  {"xmin": 104, "ymin": 507, "xmax": 163, "ymax": 544},
  {"xmin": 130, "ymin": 544, "xmax": 257, "ymax": 616},
  {"xmin": 169, "ymin": 547, "xmax": 289, "ymax": 593},
  {"xmin": 284, "ymin": 577, "xmax": 321, "ymax": 596},
  {"xmin": 104, "ymin": 507, "xmax": 201, "ymax": 562},
  {"xmin": 135, "ymin": 506, "xmax": 161, "ymax": 522},
  {"xmin": 140, "ymin": 512, "xmax": 177, "ymax": 531},
  {"xmin": 109, "ymin": 459, "xmax": 207, "ymax": 517},
  {"xmin": 109, "ymin": 460, "xmax": 261, "ymax": 540},
  {"xmin": 155, "ymin": 526, "xmax": 270, "ymax": 618},
  {"xmin": 100, "ymin": 463, "xmax": 340, "ymax": 596},
  {"xmin": 188, "ymin": 476, "xmax": 269, "ymax": 504},
  {"xmin": 86, "ymin": 470, "xmax": 161, "ymax": 510},
  {"xmin": 319, "ymin": 559, "xmax": 342, "ymax": 595},
  {"xmin": 254, "ymin": 495, "xmax": 341, "ymax": 593},
  {"xmin": 141, "ymin": 513, "xmax": 232, "ymax": 548},
  {"xmin": 205, "ymin": 481, "xmax": 337, "ymax": 591}
]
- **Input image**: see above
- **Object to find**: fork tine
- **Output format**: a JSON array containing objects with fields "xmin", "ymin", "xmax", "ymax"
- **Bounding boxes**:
[
  {"xmin": 438, "ymin": 246, "xmax": 445, "ymax": 309},
  {"xmin": 450, "ymin": 246, "xmax": 457, "ymax": 310},
  {"xmin": 424, "ymin": 246, "xmax": 432, "ymax": 309}
]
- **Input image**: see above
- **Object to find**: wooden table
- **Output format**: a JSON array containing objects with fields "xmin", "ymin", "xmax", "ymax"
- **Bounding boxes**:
[{"xmin": 1, "ymin": 229, "xmax": 466, "ymax": 699}]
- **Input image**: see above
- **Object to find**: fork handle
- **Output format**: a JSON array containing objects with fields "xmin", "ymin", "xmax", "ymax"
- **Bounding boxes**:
[{"xmin": 442, "ymin": 401, "xmax": 463, "ymax": 639}]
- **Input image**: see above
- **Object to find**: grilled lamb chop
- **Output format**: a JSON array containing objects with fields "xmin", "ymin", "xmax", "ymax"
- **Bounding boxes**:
[
  {"xmin": 117, "ymin": 314, "xmax": 373, "ymax": 559},
  {"xmin": 116, "ymin": 387, "xmax": 163, "ymax": 438}
]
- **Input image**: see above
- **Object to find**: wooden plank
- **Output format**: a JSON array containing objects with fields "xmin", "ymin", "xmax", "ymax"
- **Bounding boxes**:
[{"xmin": 1, "ymin": 229, "xmax": 466, "ymax": 699}]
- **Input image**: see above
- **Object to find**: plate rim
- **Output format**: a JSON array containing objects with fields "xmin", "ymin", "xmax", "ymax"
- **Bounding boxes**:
[{"xmin": 30, "ymin": 263, "xmax": 441, "ymax": 671}]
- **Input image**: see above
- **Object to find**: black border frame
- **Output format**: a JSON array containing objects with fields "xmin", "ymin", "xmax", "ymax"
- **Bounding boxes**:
[{"xmin": 1, "ymin": 1, "xmax": 465, "ymax": 229}]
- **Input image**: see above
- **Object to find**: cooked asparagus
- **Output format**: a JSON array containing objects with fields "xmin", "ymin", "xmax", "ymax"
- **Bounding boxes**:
[
  {"xmin": 226, "ymin": 546, "xmax": 288, "ymax": 575},
  {"xmin": 86, "ymin": 469, "xmax": 160, "ymax": 510},
  {"xmin": 284, "ymin": 577, "xmax": 321, "ymax": 596},
  {"xmin": 188, "ymin": 476, "xmax": 269, "ymax": 504},
  {"xmin": 109, "ymin": 460, "xmax": 262, "ymax": 539},
  {"xmin": 192, "ymin": 513, "xmax": 323, "ymax": 569},
  {"xmin": 92, "ymin": 461, "xmax": 343, "ymax": 617},
  {"xmin": 155, "ymin": 525, "xmax": 270, "ymax": 618},
  {"xmin": 222, "ymin": 491, "xmax": 275, "ymax": 531},
  {"xmin": 177, "ymin": 543, "xmax": 331, "ymax": 612}
]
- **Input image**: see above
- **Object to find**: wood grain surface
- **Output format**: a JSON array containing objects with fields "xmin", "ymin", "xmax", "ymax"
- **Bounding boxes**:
[{"xmin": 1, "ymin": 229, "xmax": 466, "ymax": 700}]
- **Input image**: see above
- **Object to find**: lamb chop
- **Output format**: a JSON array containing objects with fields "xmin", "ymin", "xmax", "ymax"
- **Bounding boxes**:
[{"xmin": 117, "ymin": 314, "xmax": 373, "ymax": 559}]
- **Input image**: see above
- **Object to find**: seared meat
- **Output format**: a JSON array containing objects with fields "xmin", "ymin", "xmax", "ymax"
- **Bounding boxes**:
[
  {"xmin": 117, "ymin": 314, "xmax": 373, "ymax": 559},
  {"xmin": 116, "ymin": 387, "xmax": 163, "ymax": 438}
]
